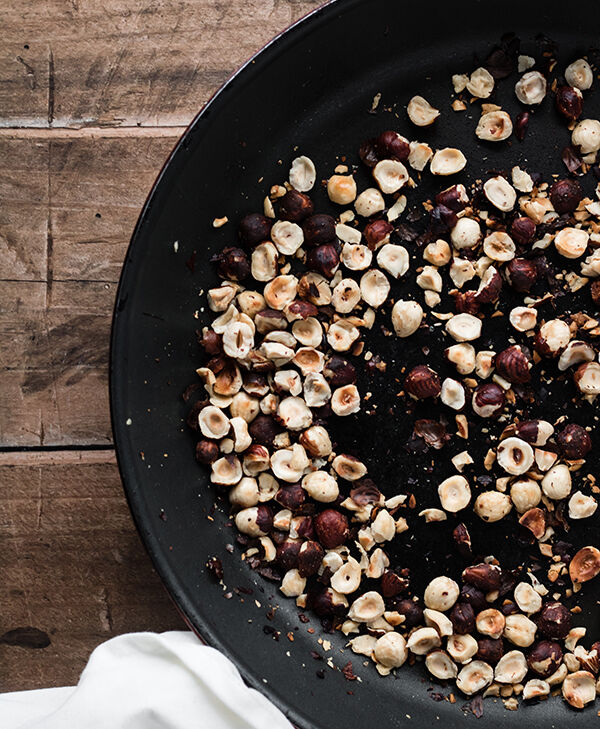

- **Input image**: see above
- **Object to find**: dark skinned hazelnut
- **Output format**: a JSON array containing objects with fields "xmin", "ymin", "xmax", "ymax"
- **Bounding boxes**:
[
  {"xmin": 472, "ymin": 382, "xmax": 505, "ymax": 418},
  {"xmin": 476, "ymin": 638, "xmax": 504, "ymax": 665},
  {"xmin": 537, "ymin": 601, "xmax": 572, "ymax": 640},
  {"xmin": 462, "ymin": 563, "xmax": 502, "ymax": 591},
  {"xmin": 255, "ymin": 309, "xmax": 288, "ymax": 334},
  {"xmin": 285, "ymin": 299, "xmax": 318, "ymax": 320},
  {"xmin": 248, "ymin": 415, "xmax": 282, "ymax": 447},
  {"xmin": 556, "ymin": 423, "xmax": 592, "ymax": 459},
  {"xmin": 294, "ymin": 515, "xmax": 315, "ymax": 541},
  {"xmin": 549, "ymin": 178, "xmax": 584, "ymax": 213},
  {"xmin": 311, "ymin": 587, "xmax": 347, "ymax": 617},
  {"xmin": 475, "ymin": 267, "xmax": 502, "ymax": 304},
  {"xmin": 506, "ymin": 258, "xmax": 538, "ymax": 292},
  {"xmin": 453, "ymin": 290, "xmax": 481, "ymax": 315},
  {"xmin": 428, "ymin": 204, "xmax": 458, "ymax": 236},
  {"xmin": 350, "ymin": 479, "xmax": 382, "ymax": 506},
  {"xmin": 278, "ymin": 189, "xmax": 314, "ymax": 222},
  {"xmin": 452, "ymin": 523, "xmax": 472, "ymax": 559},
  {"xmin": 198, "ymin": 328, "xmax": 223, "ymax": 355},
  {"xmin": 314, "ymin": 509, "xmax": 349, "ymax": 549},
  {"xmin": 555, "ymin": 85, "xmax": 584, "ymax": 122},
  {"xmin": 380, "ymin": 570, "xmax": 409, "ymax": 598},
  {"xmin": 510, "ymin": 216, "xmax": 536, "ymax": 246},
  {"xmin": 306, "ymin": 244, "xmax": 340, "ymax": 278},
  {"xmin": 569, "ymin": 546, "xmax": 600, "ymax": 584},
  {"xmin": 323, "ymin": 356, "xmax": 356, "ymax": 386},
  {"xmin": 275, "ymin": 539, "xmax": 301, "ymax": 570},
  {"xmin": 515, "ymin": 111, "xmax": 530, "ymax": 141},
  {"xmin": 211, "ymin": 246, "xmax": 250, "ymax": 281},
  {"xmin": 393, "ymin": 598, "xmax": 423, "ymax": 628},
  {"xmin": 460, "ymin": 584, "xmax": 487, "ymax": 612},
  {"xmin": 255, "ymin": 505, "xmax": 273, "ymax": 534},
  {"xmin": 518, "ymin": 507, "xmax": 546, "ymax": 539},
  {"xmin": 195, "ymin": 439, "xmax": 219, "ymax": 464},
  {"xmin": 527, "ymin": 641, "xmax": 563, "ymax": 677},
  {"xmin": 301, "ymin": 214, "xmax": 336, "ymax": 246},
  {"xmin": 375, "ymin": 130, "xmax": 410, "ymax": 161},
  {"xmin": 512, "ymin": 419, "xmax": 553, "ymax": 446},
  {"xmin": 358, "ymin": 138, "xmax": 379, "ymax": 168},
  {"xmin": 494, "ymin": 345, "xmax": 532, "ymax": 384},
  {"xmin": 242, "ymin": 371, "xmax": 269, "ymax": 397},
  {"xmin": 364, "ymin": 219, "xmax": 393, "ymax": 250},
  {"xmin": 275, "ymin": 483, "xmax": 306, "ymax": 511},
  {"xmin": 450, "ymin": 602, "xmax": 475, "ymax": 634},
  {"xmin": 435, "ymin": 183, "xmax": 469, "ymax": 213},
  {"xmin": 501, "ymin": 600, "xmax": 520, "ymax": 616},
  {"xmin": 297, "ymin": 540, "xmax": 324, "ymax": 577},
  {"xmin": 404, "ymin": 365, "xmax": 441, "ymax": 399},
  {"xmin": 591, "ymin": 279, "xmax": 600, "ymax": 307},
  {"xmin": 238, "ymin": 212, "xmax": 272, "ymax": 247}
]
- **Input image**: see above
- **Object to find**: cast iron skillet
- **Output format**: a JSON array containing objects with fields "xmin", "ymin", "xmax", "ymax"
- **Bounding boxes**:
[{"xmin": 111, "ymin": 1, "xmax": 600, "ymax": 726}]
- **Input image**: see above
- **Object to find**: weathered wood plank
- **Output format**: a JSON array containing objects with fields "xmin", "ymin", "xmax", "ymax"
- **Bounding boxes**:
[
  {"xmin": 0, "ymin": 456, "xmax": 184, "ymax": 691},
  {"xmin": 0, "ymin": 0, "xmax": 323, "ymax": 128}
]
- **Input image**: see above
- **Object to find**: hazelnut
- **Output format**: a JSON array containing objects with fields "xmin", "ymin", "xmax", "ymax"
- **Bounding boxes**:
[
  {"xmin": 438, "ymin": 475, "xmax": 471, "ymax": 512},
  {"xmin": 510, "ymin": 216, "xmax": 536, "ymax": 245},
  {"xmin": 445, "ymin": 343, "xmax": 476, "ymax": 375},
  {"xmin": 416, "ymin": 265, "xmax": 442, "ymax": 292},
  {"xmin": 537, "ymin": 601, "xmax": 572, "ymax": 640},
  {"xmin": 275, "ymin": 539, "xmax": 301, "ymax": 570},
  {"xmin": 522, "ymin": 679, "xmax": 550, "ymax": 700},
  {"xmin": 425, "ymin": 650, "xmax": 458, "ymax": 680},
  {"xmin": 408, "ymin": 141, "xmax": 433, "ymax": 171},
  {"xmin": 302, "ymin": 471, "xmax": 339, "ymax": 503},
  {"xmin": 314, "ymin": 509, "xmax": 349, "ymax": 549},
  {"xmin": 512, "ymin": 419, "xmax": 554, "ymax": 447},
  {"xmin": 497, "ymin": 437, "xmax": 534, "ymax": 476},
  {"xmin": 277, "ymin": 396, "xmax": 312, "ymax": 431},
  {"xmin": 505, "ymin": 258, "xmax": 538, "ymax": 292},
  {"xmin": 280, "ymin": 568, "xmax": 307, "ymax": 598},
  {"xmin": 476, "ymin": 110, "xmax": 513, "ymax": 141},
  {"xmin": 436, "ymin": 184, "xmax": 469, "ymax": 212},
  {"xmin": 394, "ymin": 599, "xmax": 424, "ymax": 628},
  {"xmin": 323, "ymin": 356, "xmax": 356, "ymax": 387},
  {"xmin": 456, "ymin": 660, "xmax": 494, "ymax": 695},
  {"xmin": 255, "ymin": 308, "xmax": 287, "ymax": 334},
  {"xmin": 565, "ymin": 59, "xmax": 594, "ymax": 91},
  {"xmin": 510, "ymin": 479, "xmax": 542, "ymax": 513},
  {"xmin": 302, "ymin": 214, "xmax": 336, "ymax": 246},
  {"xmin": 198, "ymin": 405, "xmax": 230, "ymax": 439},
  {"xmin": 424, "ymin": 576, "xmax": 460, "ymax": 612},
  {"xmin": 495, "ymin": 345, "xmax": 532, "ymax": 384},
  {"xmin": 348, "ymin": 591, "xmax": 385, "ymax": 622},
  {"xmin": 354, "ymin": 187, "xmax": 385, "ymax": 218},
  {"xmin": 250, "ymin": 242, "xmax": 278, "ymax": 282},
  {"xmin": 568, "ymin": 491, "xmax": 598, "ymax": 520},
  {"xmin": 374, "ymin": 632, "xmax": 408, "ymax": 669},
  {"xmin": 476, "ymin": 638, "xmax": 504, "ymax": 665},
  {"xmin": 515, "ymin": 71, "xmax": 547, "ymax": 105},
  {"xmin": 270, "ymin": 444, "xmax": 309, "ymax": 483},
  {"xmin": 238, "ymin": 213, "xmax": 272, "ymax": 247},
  {"xmin": 446, "ymin": 313, "xmax": 482, "ymax": 342},
  {"xmin": 404, "ymin": 364, "xmax": 441, "ymax": 399},
  {"xmin": 341, "ymin": 242, "xmax": 372, "ymax": 271},
  {"xmin": 447, "ymin": 633, "xmax": 479, "ymax": 663},
  {"xmin": 510, "ymin": 303, "xmax": 537, "ymax": 330},
  {"xmin": 483, "ymin": 175, "xmax": 517, "ymax": 212},
  {"xmin": 557, "ymin": 423, "xmax": 592, "ymax": 459},
  {"xmin": 297, "ymin": 540, "xmax": 324, "ymax": 578},
  {"xmin": 504, "ymin": 614, "xmax": 537, "ymax": 647},
  {"xmin": 207, "ymin": 285, "xmax": 237, "ymax": 313},
  {"xmin": 569, "ymin": 546, "xmax": 600, "ymax": 584},
  {"xmin": 311, "ymin": 587, "xmax": 348, "ymax": 618},
  {"xmin": 519, "ymin": 507, "xmax": 547, "ymax": 539},
  {"xmin": 271, "ymin": 220, "xmax": 304, "ymax": 256},
  {"xmin": 424, "ymin": 608, "xmax": 453, "ymax": 637},
  {"xmin": 330, "ymin": 556, "xmax": 362, "ymax": 594},
  {"xmin": 407, "ymin": 95, "xmax": 440, "ymax": 126},
  {"xmin": 572, "ymin": 118, "xmax": 600, "ymax": 154},
  {"xmin": 371, "ymin": 509, "xmax": 396, "ymax": 542},
  {"xmin": 430, "ymin": 147, "xmax": 467, "ymax": 176},
  {"xmin": 289, "ymin": 155, "xmax": 316, "ymax": 192},
  {"xmin": 406, "ymin": 627, "xmax": 442, "ymax": 655},
  {"xmin": 263, "ymin": 274, "xmax": 299, "ymax": 310},
  {"xmin": 423, "ymin": 239, "xmax": 452, "ymax": 267},
  {"xmin": 235, "ymin": 504, "xmax": 273, "ymax": 537},
  {"xmin": 483, "ymin": 231, "xmax": 516, "ymax": 262},
  {"xmin": 222, "ymin": 321, "xmax": 254, "ymax": 360},
  {"xmin": 327, "ymin": 174, "xmax": 357, "ymax": 205},
  {"xmin": 376, "ymin": 243, "xmax": 409, "ymax": 278},
  {"xmin": 212, "ymin": 246, "xmax": 250, "ymax": 281},
  {"xmin": 275, "ymin": 483, "xmax": 306, "ymax": 511},
  {"xmin": 331, "ymin": 384, "xmax": 360, "ymax": 416},
  {"xmin": 195, "ymin": 439, "xmax": 220, "ymax": 464},
  {"xmin": 528, "ymin": 641, "xmax": 563, "ymax": 677},
  {"xmin": 292, "ymin": 316, "xmax": 322, "ymax": 348},
  {"xmin": 331, "ymin": 279, "xmax": 361, "ymax": 314},
  {"xmin": 278, "ymin": 189, "xmax": 314, "ymax": 222},
  {"xmin": 573, "ymin": 361, "xmax": 600, "ymax": 398},
  {"xmin": 541, "ymin": 463, "xmax": 572, "ymax": 500},
  {"xmin": 463, "ymin": 563, "xmax": 502, "ymax": 592},
  {"xmin": 554, "ymin": 227, "xmax": 589, "ymax": 259},
  {"xmin": 360, "ymin": 269, "xmax": 390, "ymax": 308},
  {"xmin": 451, "ymin": 217, "xmax": 481, "ymax": 249},
  {"xmin": 474, "ymin": 491, "xmax": 512, "ymax": 522},
  {"xmin": 467, "ymin": 67, "xmax": 495, "ymax": 98},
  {"xmin": 558, "ymin": 340, "xmax": 595, "ymax": 372},
  {"xmin": 374, "ymin": 130, "xmax": 410, "ymax": 161},
  {"xmin": 441, "ymin": 377, "xmax": 466, "ymax": 410},
  {"xmin": 514, "ymin": 582, "xmax": 542, "ymax": 614},
  {"xmin": 477, "ymin": 608, "xmax": 506, "ymax": 640},
  {"xmin": 534, "ymin": 318, "xmax": 571, "ymax": 357},
  {"xmin": 306, "ymin": 244, "xmax": 340, "ymax": 278},
  {"xmin": 450, "ymin": 602, "xmax": 475, "ymax": 634},
  {"xmin": 380, "ymin": 570, "xmax": 409, "ymax": 598},
  {"xmin": 555, "ymin": 85, "xmax": 584, "ymax": 122},
  {"xmin": 475, "ymin": 265, "xmax": 502, "ymax": 303},
  {"xmin": 550, "ymin": 178, "xmax": 584, "ymax": 215},
  {"xmin": 494, "ymin": 650, "xmax": 528, "ymax": 685},
  {"xmin": 372, "ymin": 159, "xmax": 409, "ymax": 194},
  {"xmin": 472, "ymin": 382, "xmax": 505, "ymax": 418},
  {"xmin": 563, "ymin": 671, "xmax": 597, "ymax": 710},
  {"xmin": 364, "ymin": 219, "xmax": 394, "ymax": 249},
  {"xmin": 327, "ymin": 319, "xmax": 360, "ymax": 352}
]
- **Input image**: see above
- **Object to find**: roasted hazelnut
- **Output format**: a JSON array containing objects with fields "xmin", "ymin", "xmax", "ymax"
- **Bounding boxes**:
[
  {"xmin": 404, "ymin": 365, "xmax": 441, "ymax": 399},
  {"xmin": 364, "ymin": 219, "xmax": 394, "ymax": 250},
  {"xmin": 456, "ymin": 660, "xmax": 494, "ymax": 695},
  {"xmin": 474, "ymin": 491, "xmax": 512, "ymax": 522},
  {"xmin": 475, "ymin": 266, "xmax": 502, "ymax": 304},
  {"xmin": 515, "ymin": 71, "xmax": 547, "ymax": 105},
  {"xmin": 505, "ymin": 258, "xmax": 538, "ymax": 293},
  {"xmin": 460, "ymin": 584, "xmax": 487, "ymax": 612},
  {"xmin": 275, "ymin": 539, "xmax": 301, "ymax": 570},
  {"xmin": 447, "ymin": 634, "xmax": 479, "ymax": 664},
  {"xmin": 592, "ymin": 279, "xmax": 600, "ymax": 306},
  {"xmin": 562, "ymin": 670, "xmax": 597, "ymax": 709},
  {"xmin": 275, "ymin": 482, "xmax": 306, "ymax": 511},
  {"xmin": 195, "ymin": 439, "xmax": 219, "ymax": 464},
  {"xmin": 476, "ymin": 638, "xmax": 504, "ymax": 664},
  {"xmin": 572, "ymin": 118, "xmax": 600, "ymax": 154},
  {"xmin": 278, "ymin": 189, "xmax": 314, "ymax": 222},
  {"xmin": 534, "ymin": 319, "xmax": 571, "ymax": 357},
  {"xmin": 555, "ymin": 85, "xmax": 584, "ymax": 122},
  {"xmin": 306, "ymin": 244, "xmax": 340, "ymax": 278},
  {"xmin": 574, "ymin": 361, "xmax": 600, "ymax": 397},
  {"xmin": 375, "ymin": 130, "xmax": 410, "ymax": 161},
  {"xmin": 446, "ymin": 313, "xmax": 482, "ymax": 342},
  {"xmin": 557, "ymin": 423, "xmax": 592, "ymax": 459},
  {"xmin": 324, "ymin": 356, "xmax": 356, "ymax": 386},
  {"xmin": 558, "ymin": 340, "xmax": 596, "ymax": 371},
  {"xmin": 497, "ymin": 437, "xmax": 534, "ymax": 476},
  {"xmin": 373, "ymin": 159, "xmax": 409, "ymax": 193},
  {"xmin": 425, "ymin": 650, "xmax": 458, "ymax": 680},
  {"xmin": 472, "ymin": 382, "xmax": 505, "ymax": 418},
  {"xmin": 510, "ymin": 216, "xmax": 536, "ymax": 246},
  {"xmin": 380, "ymin": 570, "xmax": 409, "ymax": 598},
  {"xmin": 211, "ymin": 246, "xmax": 250, "ymax": 281},
  {"xmin": 235, "ymin": 504, "xmax": 273, "ymax": 537},
  {"xmin": 476, "ymin": 608, "xmax": 506, "ymax": 640},
  {"xmin": 297, "ymin": 540, "xmax": 324, "ymax": 577},
  {"xmin": 462, "ymin": 563, "xmax": 502, "ymax": 592},
  {"xmin": 513, "ymin": 419, "xmax": 554, "ymax": 447},
  {"xmin": 301, "ymin": 213, "xmax": 336, "ymax": 246},
  {"xmin": 494, "ymin": 345, "xmax": 532, "ymax": 384},
  {"xmin": 495, "ymin": 649, "xmax": 528, "ymax": 684},
  {"xmin": 549, "ymin": 178, "xmax": 584, "ymax": 214},
  {"xmin": 451, "ymin": 217, "xmax": 481, "ymax": 249},
  {"xmin": 527, "ymin": 641, "xmax": 563, "ymax": 677},
  {"xmin": 436, "ymin": 184, "xmax": 469, "ymax": 212},
  {"xmin": 519, "ymin": 507, "xmax": 546, "ymax": 539},
  {"xmin": 314, "ymin": 509, "xmax": 349, "ymax": 549},
  {"xmin": 537, "ymin": 601, "xmax": 572, "ymax": 640},
  {"xmin": 238, "ymin": 212, "xmax": 272, "ymax": 247},
  {"xmin": 394, "ymin": 598, "xmax": 423, "ymax": 628},
  {"xmin": 514, "ymin": 110, "xmax": 530, "ymax": 141},
  {"xmin": 438, "ymin": 475, "xmax": 471, "ymax": 512},
  {"xmin": 569, "ymin": 546, "xmax": 600, "ymax": 584},
  {"xmin": 452, "ymin": 523, "xmax": 472, "ymax": 559},
  {"xmin": 407, "ymin": 627, "xmax": 442, "ymax": 655},
  {"xmin": 349, "ymin": 591, "xmax": 385, "ymax": 623},
  {"xmin": 450, "ymin": 602, "xmax": 475, "ymax": 634},
  {"xmin": 566, "ymin": 59, "xmax": 594, "ymax": 91},
  {"xmin": 476, "ymin": 110, "xmax": 513, "ymax": 141},
  {"xmin": 311, "ymin": 587, "xmax": 348, "ymax": 617},
  {"xmin": 374, "ymin": 632, "xmax": 408, "ymax": 669},
  {"xmin": 541, "ymin": 463, "xmax": 572, "ymax": 500},
  {"xmin": 430, "ymin": 147, "xmax": 467, "ymax": 176}
]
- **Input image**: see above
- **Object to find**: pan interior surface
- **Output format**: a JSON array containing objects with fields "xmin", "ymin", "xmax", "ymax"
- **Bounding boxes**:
[{"xmin": 111, "ymin": 1, "xmax": 600, "ymax": 726}]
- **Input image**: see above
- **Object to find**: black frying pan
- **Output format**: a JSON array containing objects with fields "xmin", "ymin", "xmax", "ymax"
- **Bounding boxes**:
[{"xmin": 111, "ymin": 1, "xmax": 600, "ymax": 726}]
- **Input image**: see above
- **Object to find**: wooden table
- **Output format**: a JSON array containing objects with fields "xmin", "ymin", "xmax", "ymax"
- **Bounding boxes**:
[{"xmin": 0, "ymin": 0, "xmax": 322, "ymax": 692}]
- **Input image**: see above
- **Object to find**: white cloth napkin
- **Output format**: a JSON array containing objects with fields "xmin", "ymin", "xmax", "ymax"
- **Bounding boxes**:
[{"xmin": 0, "ymin": 631, "xmax": 294, "ymax": 729}]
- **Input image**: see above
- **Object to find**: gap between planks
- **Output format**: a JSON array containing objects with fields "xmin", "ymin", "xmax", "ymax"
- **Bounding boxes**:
[
  {"xmin": 0, "ymin": 126, "xmax": 188, "ymax": 140},
  {"xmin": 0, "ymin": 449, "xmax": 116, "ymax": 467}
]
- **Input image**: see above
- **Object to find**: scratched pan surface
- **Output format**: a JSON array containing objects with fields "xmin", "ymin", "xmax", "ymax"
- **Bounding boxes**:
[{"xmin": 111, "ymin": 0, "xmax": 600, "ymax": 726}]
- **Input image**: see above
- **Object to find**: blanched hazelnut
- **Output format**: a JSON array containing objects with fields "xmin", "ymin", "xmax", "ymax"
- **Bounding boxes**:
[
  {"xmin": 292, "ymin": 316, "xmax": 322, "ymax": 347},
  {"xmin": 229, "ymin": 416, "xmax": 252, "ymax": 452},
  {"xmin": 474, "ymin": 491, "xmax": 512, "ymax": 522},
  {"xmin": 426, "ymin": 650, "xmax": 458, "ymax": 679},
  {"xmin": 475, "ymin": 350, "xmax": 495, "ymax": 379},
  {"xmin": 348, "ymin": 591, "xmax": 385, "ymax": 622},
  {"xmin": 371, "ymin": 509, "xmax": 396, "ymax": 543},
  {"xmin": 360, "ymin": 269, "xmax": 390, "ymax": 307},
  {"xmin": 423, "ymin": 239, "xmax": 452, "ymax": 266},
  {"xmin": 451, "ymin": 217, "xmax": 481, "ymax": 249},
  {"xmin": 495, "ymin": 650, "xmax": 528, "ymax": 684},
  {"xmin": 270, "ymin": 444, "xmax": 310, "ymax": 482},
  {"xmin": 572, "ymin": 119, "xmax": 600, "ymax": 154},
  {"xmin": 554, "ymin": 227, "xmax": 589, "ymax": 259},
  {"xmin": 456, "ymin": 660, "xmax": 494, "ymax": 695},
  {"xmin": 558, "ymin": 341, "xmax": 595, "ymax": 371},
  {"xmin": 446, "ymin": 343, "xmax": 476, "ymax": 374},
  {"xmin": 373, "ymin": 159, "xmax": 409, "ymax": 194},
  {"xmin": 562, "ymin": 671, "xmax": 596, "ymax": 709},
  {"xmin": 566, "ymin": 59, "xmax": 594, "ymax": 91},
  {"xmin": 263, "ymin": 275, "xmax": 298, "ymax": 310},
  {"xmin": 424, "ymin": 576, "xmax": 460, "ymax": 611},
  {"xmin": 331, "ymin": 279, "xmax": 361, "ymax": 313},
  {"xmin": 354, "ymin": 187, "xmax": 385, "ymax": 217},
  {"xmin": 504, "ymin": 614, "xmax": 537, "ymax": 647},
  {"xmin": 374, "ymin": 632, "xmax": 408, "ymax": 668},
  {"xmin": 447, "ymin": 633, "xmax": 479, "ymax": 663},
  {"xmin": 271, "ymin": 220, "xmax": 304, "ymax": 256},
  {"xmin": 302, "ymin": 470, "xmax": 338, "ymax": 503},
  {"xmin": 406, "ymin": 627, "xmax": 441, "ymax": 655},
  {"xmin": 514, "ymin": 582, "xmax": 542, "ymax": 614},
  {"xmin": 198, "ymin": 405, "xmax": 230, "ymax": 439},
  {"xmin": 228, "ymin": 477, "xmax": 260, "ymax": 508},
  {"xmin": 303, "ymin": 372, "xmax": 331, "ymax": 407},
  {"xmin": 424, "ymin": 608, "xmax": 454, "ymax": 637},
  {"xmin": 289, "ymin": 155, "xmax": 316, "ymax": 192},
  {"xmin": 467, "ymin": 66, "xmax": 494, "ymax": 97},
  {"xmin": 476, "ymin": 110, "xmax": 513, "ymax": 141},
  {"xmin": 476, "ymin": 609, "xmax": 505, "ymax": 639},
  {"xmin": 407, "ymin": 95, "xmax": 440, "ymax": 126},
  {"xmin": 430, "ymin": 148, "xmax": 467, "ymax": 176},
  {"xmin": 277, "ymin": 396, "xmax": 312, "ymax": 431},
  {"xmin": 497, "ymin": 437, "xmax": 534, "ymax": 475},
  {"xmin": 293, "ymin": 347, "xmax": 324, "ymax": 376},
  {"xmin": 441, "ymin": 377, "xmax": 466, "ymax": 410},
  {"xmin": 510, "ymin": 479, "xmax": 542, "ymax": 513},
  {"xmin": 416, "ymin": 265, "xmax": 442, "ymax": 292},
  {"xmin": 569, "ymin": 546, "xmax": 600, "ymax": 583},
  {"xmin": 330, "ymin": 556, "xmax": 362, "ymax": 594},
  {"xmin": 568, "ymin": 491, "xmax": 598, "ymax": 520},
  {"xmin": 446, "ymin": 313, "xmax": 482, "ymax": 342},
  {"xmin": 483, "ymin": 176, "xmax": 517, "ymax": 212},
  {"xmin": 541, "ymin": 463, "xmax": 572, "ymax": 500},
  {"xmin": 299, "ymin": 425, "xmax": 332, "ymax": 457},
  {"xmin": 208, "ymin": 284, "xmax": 237, "ymax": 312},
  {"xmin": 483, "ymin": 231, "xmax": 516, "ymax": 262},
  {"xmin": 523, "ymin": 679, "xmax": 550, "ymax": 700},
  {"xmin": 331, "ymin": 384, "xmax": 360, "ymax": 416},
  {"xmin": 341, "ymin": 242, "xmax": 372, "ymax": 271},
  {"xmin": 327, "ymin": 174, "xmax": 357, "ymax": 204},
  {"xmin": 332, "ymin": 454, "xmax": 367, "ymax": 481},
  {"xmin": 574, "ymin": 361, "xmax": 600, "ymax": 398},
  {"xmin": 280, "ymin": 568, "xmax": 307, "ymax": 597},
  {"xmin": 408, "ymin": 141, "xmax": 433, "ymax": 171},
  {"xmin": 509, "ymin": 306, "xmax": 537, "ymax": 332},
  {"xmin": 377, "ymin": 243, "xmax": 409, "ymax": 278},
  {"xmin": 327, "ymin": 319, "xmax": 360, "ymax": 352},
  {"xmin": 535, "ymin": 318, "xmax": 571, "ymax": 358},
  {"xmin": 392, "ymin": 300, "xmax": 423, "ymax": 338},
  {"xmin": 515, "ymin": 71, "xmax": 547, "ymax": 105},
  {"xmin": 242, "ymin": 444, "xmax": 271, "ymax": 476},
  {"xmin": 438, "ymin": 475, "xmax": 471, "ymax": 512},
  {"xmin": 472, "ymin": 382, "xmax": 505, "ymax": 418},
  {"xmin": 235, "ymin": 504, "xmax": 272, "ymax": 537},
  {"xmin": 274, "ymin": 369, "xmax": 302, "ymax": 397}
]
